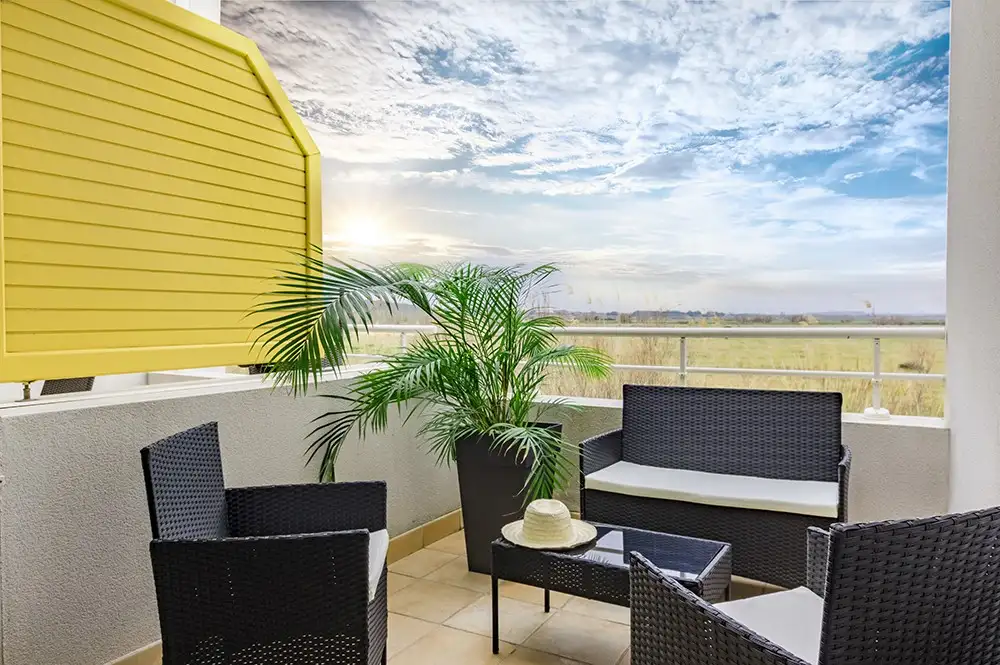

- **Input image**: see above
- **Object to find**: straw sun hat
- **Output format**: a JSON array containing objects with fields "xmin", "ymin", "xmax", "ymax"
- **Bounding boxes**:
[{"xmin": 501, "ymin": 499, "xmax": 597, "ymax": 550}]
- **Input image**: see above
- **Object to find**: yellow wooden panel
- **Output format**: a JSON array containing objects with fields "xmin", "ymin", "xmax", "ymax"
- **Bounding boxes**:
[
  {"xmin": 2, "ymin": 3, "xmax": 274, "ymax": 113},
  {"xmin": 0, "ymin": 0, "xmax": 320, "ymax": 380},
  {"xmin": 8, "ymin": 329, "xmax": 253, "ymax": 353},
  {"xmin": 5, "ymin": 146, "xmax": 306, "ymax": 217},
  {"xmin": 7, "ymin": 309, "xmax": 265, "ymax": 333},
  {"xmin": 5, "ymin": 122, "xmax": 305, "ymax": 201},
  {"xmin": 6, "ymin": 287, "xmax": 254, "ymax": 312},
  {"xmin": 2, "ymin": 24, "xmax": 284, "ymax": 130},
  {"xmin": 5, "ymin": 169, "xmax": 306, "ymax": 233},
  {"xmin": 6, "ymin": 217, "xmax": 299, "ymax": 264},
  {"xmin": 3, "ymin": 98, "xmax": 305, "ymax": 185},
  {"xmin": 3, "ymin": 50, "xmax": 299, "ymax": 152},
  {"xmin": 3, "ymin": 73, "xmax": 302, "ymax": 166},
  {"xmin": 7, "ymin": 263, "xmax": 270, "ymax": 294},
  {"xmin": 7, "ymin": 238, "xmax": 289, "ymax": 279},
  {"xmin": 5, "ymin": 193, "xmax": 306, "ymax": 248},
  {"xmin": 11, "ymin": 0, "xmax": 255, "ymax": 84}
]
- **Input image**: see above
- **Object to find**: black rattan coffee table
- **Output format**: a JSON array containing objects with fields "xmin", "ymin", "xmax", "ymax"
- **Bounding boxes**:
[{"xmin": 490, "ymin": 522, "xmax": 731, "ymax": 653}]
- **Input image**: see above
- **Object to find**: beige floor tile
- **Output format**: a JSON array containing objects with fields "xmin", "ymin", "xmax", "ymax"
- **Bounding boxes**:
[
  {"xmin": 445, "ymin": 595, "xmax": 554, "ymax": 645},
  {"xmin": 388, "ymin": 578, "xmax": 484, "ymax": 623},
  {"xmin": 426, "ymin": 530, "xmax": 467, "ymax": 555},
  {"xmin": 425, "ymin": 557, "xmax": 492, "ymax": 593},
  {"xmin": 389, "ymin": 625, "xmax": 513, "ymax": 664},
  {"xmin": 389, "ymin": 573, "xmax": 419, "ymax": 595},
  {"xmin": 386, "ymin": 613, "xmax": 437, "ymax": 659},
  {"xmin": 523, "ymin": 611, "xmax": 630, "ymax": 665},
  {"xmin": 499, "ymin": 581, "xmax": 570, "ymax": 608},
  {"xmin": 562, "ymin": 597, "xmax": 630, "ymax": 625},
  {"xmin": 728, "ymin": 580, "xmax": 763, "ymax": 601},
  {"xmin": 503, "ymin": 647, "xmax": 587, "ymax": 664},
  {"xmin": 389, "ymin": 548, "xmax": 457, "ymax": 578}
]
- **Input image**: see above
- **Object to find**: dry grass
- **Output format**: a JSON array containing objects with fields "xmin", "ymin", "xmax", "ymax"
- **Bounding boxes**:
[{"xmin": 349, "ymin": 332, "xmax": 946, "ymax": 417}]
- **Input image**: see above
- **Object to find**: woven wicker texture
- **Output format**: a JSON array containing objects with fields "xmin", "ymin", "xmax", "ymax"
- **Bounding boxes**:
[
  {"xmin": 630, "ymin": 552, "xmax": 807, "ymax": 665},
  {"xmin": 141, "ymin": 423, "xmax": 388, "ymax": 665},
  {"xmin": 40, "ymin": 376, "xmax": 95, "ymax": 395},
  {"xmin": 804, "ymin": 527, "xmax": 829, "ymax": 597},
  {"xmin": 621, "ymin": 385, "xmax": 842, "ymax": 481},
  {"xmin": 630, "ymin": 507, "xmax": 1000, "ymax": 665},
  {"xmin": 492, "ymin": 524, "xmax": 731, "ymax": 606},
  {"xmin": 141, "ymin": 422, "xmax": 228, "ymax": 540},
  {"xmin": 586, "ymin": 489, "xmax": 826, "ymax": 589},
  {"xmin": 227, "ymin": 482, "xmax": 387, "ymax": 536},
  {"xmin": 582, "ymin": 386, "xmax": 850, "ymax": 587},
  {"xmin": 819, "ymin": 508, "xmax": 1000, "ymax": 665}
]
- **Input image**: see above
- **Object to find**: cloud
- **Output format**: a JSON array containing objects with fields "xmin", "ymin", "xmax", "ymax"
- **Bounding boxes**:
[{"xmin": 223, "ymin": 0, "xmax": 949, "ymax": 313}]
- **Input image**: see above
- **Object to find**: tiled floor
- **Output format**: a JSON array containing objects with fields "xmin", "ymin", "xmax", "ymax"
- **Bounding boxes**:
[
  {"xmin": 386, "ymin": 530, "xmax": 778, "ymax": 665},
  {"xmin": 386, "ymin": 530, "xmax": 630, "ymax": 665}
]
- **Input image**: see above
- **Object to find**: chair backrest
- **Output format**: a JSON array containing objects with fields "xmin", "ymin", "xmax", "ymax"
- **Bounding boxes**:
[
  {"xmin": 140, "ymin": 422, "xmax": 228, "ymax": 540},
  {"xmin": 40, "ymin": 376, "xmax": 95, "ymax": 396},
  {"xmin": 621, "ymin": 385, "xmax": 841, "ymax": 480},
  {"xmin": 820, "ymin": 507, "xmax": 1000, "ymax": 665},
  {"xmin": 629, "ymin": 552, "xmax": 807, "ymax": 665}
]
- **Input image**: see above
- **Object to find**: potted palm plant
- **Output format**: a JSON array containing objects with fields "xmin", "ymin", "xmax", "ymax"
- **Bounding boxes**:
[{"xmin": 253, "ymin": 255, "xmax": 612, "ymax": 573}]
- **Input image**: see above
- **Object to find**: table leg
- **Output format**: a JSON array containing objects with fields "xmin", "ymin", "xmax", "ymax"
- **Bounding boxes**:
[
  {"xmin": 544, "ymin": 588, "xmax": 550, "ymax": 613},
  {"xmin": 492, "ymin": 574, "xmax": 499, "ymax": 654}
]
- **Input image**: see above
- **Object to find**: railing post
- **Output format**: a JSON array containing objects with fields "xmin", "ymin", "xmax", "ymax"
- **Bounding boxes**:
[
  {"xmin": 864, "ymin": 337, "xmax": 891, "ymax": 420},
  {"xmin": 679, "ymin": 337, "xmax": 688, "ymax": 387}
]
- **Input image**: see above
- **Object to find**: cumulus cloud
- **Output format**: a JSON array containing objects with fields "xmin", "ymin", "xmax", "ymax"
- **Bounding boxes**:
[{"xmin": 223, "ymin": 0, "xmax": 949, "ymax": 313}]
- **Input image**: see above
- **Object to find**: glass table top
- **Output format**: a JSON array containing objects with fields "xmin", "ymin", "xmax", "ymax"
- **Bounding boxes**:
[{"xmin": 566, "ymin": 524, "xmax": 727, "ymax": 581}]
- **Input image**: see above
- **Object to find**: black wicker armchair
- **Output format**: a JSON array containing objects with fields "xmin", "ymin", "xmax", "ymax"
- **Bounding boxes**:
[
  {"xmin": 629, "ymin": 506, "xmax": 1000, "ymax": 665},
  {"xmin": 582, "ymin": 385, "xmax": 850, "ymax": 588},
  {"xmin": 141, "ymin": 422, "xmax": 388, "ymax": 665}
]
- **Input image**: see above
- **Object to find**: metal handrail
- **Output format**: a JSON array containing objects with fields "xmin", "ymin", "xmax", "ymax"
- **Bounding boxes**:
[{"xmin": 349, "ymin": 324, "xmax": 947, "ymax": 420}]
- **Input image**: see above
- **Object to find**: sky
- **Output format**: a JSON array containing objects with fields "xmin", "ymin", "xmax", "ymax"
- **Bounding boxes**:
[{"xmin": 223, "ymin": 0, "xmax": 950, "ymax": 314}]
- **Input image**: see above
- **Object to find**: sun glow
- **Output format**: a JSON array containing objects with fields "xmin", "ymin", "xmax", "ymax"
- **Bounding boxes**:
[{"xmin": 334, "ymin": 215, "xmax": 389, "ymax": 249}]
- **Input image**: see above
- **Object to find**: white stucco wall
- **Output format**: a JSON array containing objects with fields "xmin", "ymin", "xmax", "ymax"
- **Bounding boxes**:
[
  {"xmin": 168, "ymin": 0, "xmax": 221, "ymax": 23},
  {"xmin": 946, "ymin": 0, "xmax": 1000, "ymax": 511},
  {"xmin": 0, "ymin": 376, "xmax": 459, "ymax": 665}
]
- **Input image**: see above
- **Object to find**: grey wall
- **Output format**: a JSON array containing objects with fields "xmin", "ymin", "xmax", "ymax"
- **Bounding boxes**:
[
  {"xmin": 0, "ymin": 376, "xmax": 459, "ymax": 665},
  {"xmin": 0, "ymin": 385, "xmax": 949, "ymax": 665},
  {"xmin": 543, "ymin": 398, "xmax": 950, "ymax": 521},
  {"xmin": 946, "ymin": 0, "xmax": 1000, "ymax": 512}
]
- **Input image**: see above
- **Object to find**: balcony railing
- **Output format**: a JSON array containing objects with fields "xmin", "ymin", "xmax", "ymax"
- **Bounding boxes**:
[{"xmin": 349, "ymin": 324, "xmax": 947, "ymax": 419}]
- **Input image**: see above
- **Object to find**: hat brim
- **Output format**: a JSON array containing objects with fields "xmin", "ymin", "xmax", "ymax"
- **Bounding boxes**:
[{"xmin": 500, "ymin": 519, "xmax": 598, "ymax": 551}]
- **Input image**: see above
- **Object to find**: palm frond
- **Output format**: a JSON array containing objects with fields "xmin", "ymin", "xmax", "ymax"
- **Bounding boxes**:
[
  {"xmin": 252, "ymin": 251, "xmax": 431, "ymax": 394},
  {"xmin": 254, "ymin": 255, "xmax": 614, "ymax": 490}
]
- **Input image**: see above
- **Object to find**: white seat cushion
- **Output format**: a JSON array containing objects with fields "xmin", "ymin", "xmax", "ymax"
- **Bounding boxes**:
[
  {"xmin": 716, "ymin": 587, "xmax": 824, "ymax": 664},
  {"xmin": 584, "ymin": 461, "xmax": 838, "ymax": 518},
  {"xmin": 368, "ymin": 529, "xmax": 389, "ymax": 602}
]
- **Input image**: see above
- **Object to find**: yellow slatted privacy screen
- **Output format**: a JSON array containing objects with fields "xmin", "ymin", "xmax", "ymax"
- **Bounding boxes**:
[{"xmin": 0, "ymin": 0, "xmax": 320, "ymax": 381}]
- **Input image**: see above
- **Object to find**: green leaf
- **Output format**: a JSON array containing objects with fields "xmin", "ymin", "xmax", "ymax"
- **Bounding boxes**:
[{"xmin": 251, "ymin": 254, "xmax": 613, "ymax": 491}]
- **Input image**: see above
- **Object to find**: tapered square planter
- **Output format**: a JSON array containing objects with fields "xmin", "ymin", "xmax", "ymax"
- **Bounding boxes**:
[{"xmin": 455, "ymin": 425, "xmax": 561, "ymax": 574}]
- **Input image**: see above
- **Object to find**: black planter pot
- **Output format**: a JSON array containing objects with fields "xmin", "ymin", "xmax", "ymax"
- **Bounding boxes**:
[{"xmin": 455, "ymin": 425, "xmax": 562, "ymax": 574}]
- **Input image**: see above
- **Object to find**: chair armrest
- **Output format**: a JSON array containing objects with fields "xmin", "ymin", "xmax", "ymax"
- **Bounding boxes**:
[
  {"xmin": 805, "ymin": 527, "xmax": 830, "ymax": 598},
  {"xmin": 580, "ymin": 429, "xmax": 623, "ymax": 476},
  {"xmin": 629, "ymin": 552, "xmax": 809, "ymax": 665},
  {"xmin": 150, "ymin": 531, "xmax": 372, "ymax": 660},
  {"xmin": 226, "ymin": 480, "xmax": 386, "ymax": 537},
  {"xmin": 838, "ymin": 445, "xmax": 852, "ymax": 521}
]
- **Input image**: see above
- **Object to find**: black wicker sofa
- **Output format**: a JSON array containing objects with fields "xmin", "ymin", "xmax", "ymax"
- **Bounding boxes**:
[{"xmin": 581, "ymin": 385, "xmax": 850, "ymax": 588}]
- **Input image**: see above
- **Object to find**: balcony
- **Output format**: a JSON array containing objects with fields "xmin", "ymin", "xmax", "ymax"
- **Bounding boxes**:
[
  {"xmin": 4, "ymin": 0, "xmax": 1000, "ymax": 663},
  {"xmin": 2, "ymin": 362, "xmax": 948, "ymax": 664}
]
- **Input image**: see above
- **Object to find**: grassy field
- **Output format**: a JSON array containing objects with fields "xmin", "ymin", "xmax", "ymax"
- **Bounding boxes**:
[{"xmin": 349, "ymin": 330, "xmax": 946, "ymax": 417}]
